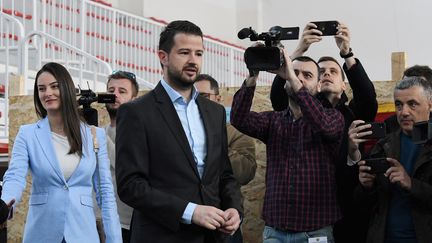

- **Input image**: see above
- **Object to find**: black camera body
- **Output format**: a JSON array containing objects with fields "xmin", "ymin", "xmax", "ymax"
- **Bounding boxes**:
[
  {"xmin": 78, "ymin": 87, "xmax": 115, "ymax": 126},
  {"xmin": 78, "ymin": 89, "xmax": 115, "ymax": 108},
  {"xmin": 238, "ymin": 26, "xmax": 299, "ymax": 71}
]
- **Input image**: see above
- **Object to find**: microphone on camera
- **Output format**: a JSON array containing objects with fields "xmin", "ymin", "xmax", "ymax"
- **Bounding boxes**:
[
  {"xmin": 237, "ymin": 27, "xmax": 259, "ymax": 40},
  {"xmin": 237, "ymin": 28, "xmax": 252, "ymax": 39}
]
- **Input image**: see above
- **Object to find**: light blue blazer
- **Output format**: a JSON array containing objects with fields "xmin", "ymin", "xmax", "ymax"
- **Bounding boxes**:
[{"xmin": 1, "ymin": 118, "xmax": 122, "ymax": 243}]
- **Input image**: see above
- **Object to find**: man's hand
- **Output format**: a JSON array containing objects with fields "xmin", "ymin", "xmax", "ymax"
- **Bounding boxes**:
[
  {"xmin": 0, "ymin": 199, "xmax": 15, "ymax": 229},
  {"xmin": 244, "ymin": 74, "xmax": 258, "ymax": 87},
  {"xmin": 218, "ymin": 208, "xmax": 241, "ymax": 235},
  {"xmin": 347, "ymin": 120, "xmax": 372, "ymax": 160},
  {"xmin": 243, "ymin": 43, "xmax": 262, "ymax": 87},
  {"xmin": 334, "ymin": 22, "xmax": 351, "ymax": 55},
  {"xmin": 291, "ymin": 23, "xmax": 322, "ymax": 58},
  {"xmin": 269, "ymin": 48, "xmax": 302, "ymax": 92},
  {"xmin": 358, "ymin": 160, "xmax": 376, "ymax": 188},
  {"xmin": 385, "ymin": 158, "xmax": 412, "ymax": 190},
  {"xmin": 192, "ymin": 205, "xmax": 226, "ymax": 230}
]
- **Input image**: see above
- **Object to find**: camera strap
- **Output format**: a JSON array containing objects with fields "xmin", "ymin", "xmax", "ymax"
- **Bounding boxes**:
[{"xmin": 91, "ymin": 126, "xmax": 102, "ymax": 206}]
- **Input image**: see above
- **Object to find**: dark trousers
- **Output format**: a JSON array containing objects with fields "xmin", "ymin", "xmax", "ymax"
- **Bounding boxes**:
[
  {"xmin": 229, "ymin": 228, "xmax": 243, "ymax": 243},
  {"xmin": 333, "ymin": 215, "xmax": 368, "ymax": 243},
  {"xmin": 122, "ymin": 228, "xmax": 131, "ymax": 243},
  {"xmin": 0, "ymin": 228, "xmax": 5, "ymax": 243}
]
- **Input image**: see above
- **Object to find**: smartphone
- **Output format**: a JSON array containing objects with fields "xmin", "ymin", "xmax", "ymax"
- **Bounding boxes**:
[
  {"xmin": 364, "ymin": 158, "xmax": 390, "ymax": 174},
  {"xmin": 311, "ymin": 21, "xmax": 338, "ymax": 36},
  {"xmin": 362, "ymin": 122, "xmax": 386, "ymax": 139}
]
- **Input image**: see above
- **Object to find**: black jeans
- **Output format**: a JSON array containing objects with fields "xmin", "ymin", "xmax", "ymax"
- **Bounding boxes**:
[{"xmin": 122, "ymin": 228, "xmax": 131, "ymax": 243}]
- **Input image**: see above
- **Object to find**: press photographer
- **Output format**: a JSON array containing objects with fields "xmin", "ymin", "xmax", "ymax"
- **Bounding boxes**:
[
  {"xmin": 230, "ymin": 38, "xmax": 344, "ymax": 242},
  {"xmin": 351, "ymin": 76, "xmax": 432, "ymax": 243}
]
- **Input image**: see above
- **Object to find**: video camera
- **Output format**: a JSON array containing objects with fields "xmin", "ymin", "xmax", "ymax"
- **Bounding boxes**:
[
  {"xmin": 238, "ymin": 26, "xmax": 299, "ymax": 71},
  {"xmin": 77, "ymin": 84, "xmax": 115, "ymax": 126}
]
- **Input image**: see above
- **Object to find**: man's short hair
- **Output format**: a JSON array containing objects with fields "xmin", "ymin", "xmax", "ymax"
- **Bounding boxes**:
[
  {"xmin": 195, "ymin": 74, "xmax": 219, "ymax": 94},
  {"xmin": 292, "ymin": 56, "xmax": 319, "ymax": 80},
  {"xmin": 395, "ymin": 76, "xmax": 432, "ymax": 101},
  {"xmin": 159, "ymin": 20, "xmax": 203, "ymax": 54},
  {"xmin": 317, "ymin": 56, "xmax": 346, "ymax": 81},
  {"xmin": 403, "ymin": 65, "xmax": 432, "ymax": 82},
  {"xmin": 107, "ymin": 71, "xmax": 139, "ymax": 97}
]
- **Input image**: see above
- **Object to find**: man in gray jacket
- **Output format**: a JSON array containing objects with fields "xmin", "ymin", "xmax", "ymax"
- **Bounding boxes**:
[{"xmin": 105, "ymin": 70, "xmax": 139, "ymax": 243}]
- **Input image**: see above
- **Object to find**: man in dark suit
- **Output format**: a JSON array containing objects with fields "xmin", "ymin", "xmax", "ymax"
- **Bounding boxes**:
[{"xmin": 115, "ymin": 20, "xmax": 243, "ymax": 243}]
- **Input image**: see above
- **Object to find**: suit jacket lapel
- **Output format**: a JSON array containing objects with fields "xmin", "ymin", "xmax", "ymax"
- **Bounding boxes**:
[
  {"xmin": 34, "ymin": 118, "xmax": 67, "ymax": 184},
  {"xmin": 153, "ymin": 82, "xmax": 201, "ymax": 179}
]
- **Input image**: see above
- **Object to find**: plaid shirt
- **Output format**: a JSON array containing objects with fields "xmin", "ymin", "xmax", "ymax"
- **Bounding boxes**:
[{"xmin": 231, "ymin": 84, "xmax": 344, "ymax": 231}]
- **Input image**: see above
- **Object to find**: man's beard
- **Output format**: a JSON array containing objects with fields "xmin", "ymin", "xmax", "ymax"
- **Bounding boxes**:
[
  {"xmin": 106, "ymin": 104, "xmax": 117, "ymax": 119},
  {"xmin": 167, "ymin": 65, "xmax": 198, "ymax": 89}
]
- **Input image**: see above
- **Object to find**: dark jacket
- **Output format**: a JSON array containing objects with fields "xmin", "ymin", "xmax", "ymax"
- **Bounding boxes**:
[
  {"xmin": 354, "ymin": 131, "xmax": 432, "ymax": 243},
  {"xmin": 116, "ymin": 83, "xmax": 243, "ymax": 243}
]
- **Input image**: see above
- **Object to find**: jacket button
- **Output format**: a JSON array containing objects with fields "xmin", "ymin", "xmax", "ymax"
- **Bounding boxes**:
[{"xmin": 63, "ymin": 185, "xmax": 68, "ymax": 190}]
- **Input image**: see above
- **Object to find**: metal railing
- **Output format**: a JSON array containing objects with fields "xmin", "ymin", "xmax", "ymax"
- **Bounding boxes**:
[
  {"xmin": 19, "ymin": 30, "xmax": 115, "ymax": 92},
  {"xmin": 1, "ymin": 0, "xmax": 275, "ymax": 87},
  {"xmin": 0, "ymin": 11, "xmax": 25, "ymax": 140}
]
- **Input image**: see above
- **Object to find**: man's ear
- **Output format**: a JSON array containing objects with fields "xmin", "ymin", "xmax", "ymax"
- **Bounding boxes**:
[
  {"xmin": 158, "ymin": 50, "xmax": 169, "ymax": 67},
  {"xmin": 216, "ymin": 94, "xmax": 222, "ymax": 103},
  {"xmin": 428, "ymin": 99, "xmax": 432, "ymax": 112},
  {"xmin": 341, "ymin": 80, "xmax": 347, "ymax": 91}
]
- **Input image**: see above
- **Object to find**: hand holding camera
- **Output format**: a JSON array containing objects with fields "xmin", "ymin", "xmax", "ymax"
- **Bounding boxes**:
[
  {"xmin": 358, "ymin": 160, "xmax": 377, "ymax": 188},
  {"xmin": 268, "ymin": 48, "xmax": 302, "ymax": 92},
  {"xmin": 359, "ymin": 157, "xmax": 412, "ymax": 190},
  {"xmin": 347, "ymin": 120, "xmax": 386, "ymax": 163},
  {"xmin": 291, "ymin": 22, "xmax": 323, "ymax": 58},
  {"xmin": 334, "ymin": 22, "xmax": 351, "ymax": 56},
  {"xmin": 384, "ymin": 158, "xmax": 412, "ymax": 190}
]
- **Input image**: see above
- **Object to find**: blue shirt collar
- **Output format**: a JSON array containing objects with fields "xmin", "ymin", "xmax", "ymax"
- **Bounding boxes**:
[{"xmin": 160, "ymin": 79, "xmax": 199, "ymax": 103}]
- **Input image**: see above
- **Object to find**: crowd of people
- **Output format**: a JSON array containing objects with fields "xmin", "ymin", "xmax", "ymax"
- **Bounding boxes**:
[{"xmin": 0, "ymin": 19, "xmax": 431, "ymax": 243}]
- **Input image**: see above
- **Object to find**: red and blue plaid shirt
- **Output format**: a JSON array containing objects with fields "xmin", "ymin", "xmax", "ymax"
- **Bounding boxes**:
[{"xmin": 231, "ymin": 84, "xmax": 344, "ymax": 231}]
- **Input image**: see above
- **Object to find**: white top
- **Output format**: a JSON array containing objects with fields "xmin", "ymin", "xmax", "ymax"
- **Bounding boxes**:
[{"xmin": 51, "ymin": 132, "xmax": 80, "ymax": 180}]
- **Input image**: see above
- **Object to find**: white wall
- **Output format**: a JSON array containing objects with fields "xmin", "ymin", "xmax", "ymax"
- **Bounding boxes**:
[
  {"xmin": 254, "ymin": 0, "xmax": 432, "ymax": 81},
  {"xmin": 109, "ymin": 0, "xmax": 432, "ymax": 82},
  {"xmin": 111, "ymin": 0, "xmax": 238, "ymax": 43}
]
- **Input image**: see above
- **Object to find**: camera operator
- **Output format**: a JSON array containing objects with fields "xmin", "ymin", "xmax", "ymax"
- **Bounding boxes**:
[
  {"xmin": 270, "ymin": 22, "xmax": 378, "ymax": 243},
  {"xmin": 231, "ymin": 46, "xmax": 344, "ymax": 242},
  {"xmin": 350, "ymin": 76, "xmax": 432, "ymax": 243},
  {"xmin": 104, "ymin": 70, "xmax": 138, "ymax": 243}
]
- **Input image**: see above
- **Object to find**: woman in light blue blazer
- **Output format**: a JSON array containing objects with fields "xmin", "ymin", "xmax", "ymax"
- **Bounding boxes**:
[{"xmin": 1, "ymin": 62, "xmax": 122, "ymax": 243}]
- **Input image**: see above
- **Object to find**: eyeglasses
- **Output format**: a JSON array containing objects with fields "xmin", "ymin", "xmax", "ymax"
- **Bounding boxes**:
[
  {"xmin": 111, "ymin": 70, "xmax": 136, "ymax": 81},
  {"xmin": 199, "ymin": 92, "xmax": 219, "ymax": 99}
]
